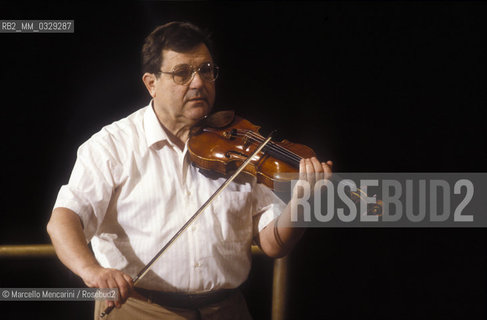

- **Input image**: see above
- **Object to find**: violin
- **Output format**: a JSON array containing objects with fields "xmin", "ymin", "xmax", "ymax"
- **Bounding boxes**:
[
  {"xmin": 188, "ymin": 110, "xmax": 382, "ymax": 215},
  {"xmin": 188, "ymin": 110, "xmax": 316, "ymax": 190}
]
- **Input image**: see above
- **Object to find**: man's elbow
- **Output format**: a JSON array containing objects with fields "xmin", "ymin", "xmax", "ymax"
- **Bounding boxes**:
[
  {"xmin": 266, "ymin": 250, "xmax": 288, "ymax": 259},
  {"xmin": 46, "ymin": 207, "xmax": 75, "ymax": 238},
  {"xmin": 260, "ymin": 242, "xmax": 289, "ymax": 259},
  {"xmin": 46, "ymin": 213, "xmax": 57, "ymax": 238}
]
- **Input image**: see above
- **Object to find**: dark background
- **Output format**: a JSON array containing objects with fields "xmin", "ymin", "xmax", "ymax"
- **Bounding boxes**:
[{"xmin": 1, "ymin": 1, "xmax": 486, "ymax": 319}]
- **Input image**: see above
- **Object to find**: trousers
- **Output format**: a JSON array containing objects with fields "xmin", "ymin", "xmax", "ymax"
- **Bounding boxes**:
[{"xmin": 94, "ymin": 290, "xmax": 253, "ymax": 320}]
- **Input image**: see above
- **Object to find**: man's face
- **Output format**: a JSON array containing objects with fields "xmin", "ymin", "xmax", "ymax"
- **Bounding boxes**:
[{"xmin": 152, "ymin": 43, "xmax": 216, "ymax": 127}]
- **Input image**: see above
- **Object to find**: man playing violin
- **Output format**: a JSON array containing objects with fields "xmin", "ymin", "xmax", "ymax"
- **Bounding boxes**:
[{"xmin": 47, "ymin": 21, "xmax": 332, "ymax": 319}]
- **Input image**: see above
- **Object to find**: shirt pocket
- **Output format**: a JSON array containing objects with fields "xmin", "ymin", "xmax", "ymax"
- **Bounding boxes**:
[{"xmin": 209, "ymin": 191, "xmax": 253, "ymax": 245}]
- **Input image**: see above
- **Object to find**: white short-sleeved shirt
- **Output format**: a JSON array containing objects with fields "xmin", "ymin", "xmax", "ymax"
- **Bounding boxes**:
[{"xmin": 54, "ymin": 102, "xmax": 285, "ymax": 293}]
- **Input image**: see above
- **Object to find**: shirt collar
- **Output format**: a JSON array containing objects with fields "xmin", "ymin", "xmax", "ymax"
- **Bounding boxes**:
[{"xmin": 144, "ymin": 100, "xmax": 172, "ymax": 149}]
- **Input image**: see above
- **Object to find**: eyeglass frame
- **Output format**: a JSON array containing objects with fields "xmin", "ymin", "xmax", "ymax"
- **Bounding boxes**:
[{"xmin": 157, "ymin": 62, "xmax": 220, "ymax": 85}]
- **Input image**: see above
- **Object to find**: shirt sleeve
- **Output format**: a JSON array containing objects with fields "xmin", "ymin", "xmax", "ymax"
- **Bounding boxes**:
[
  {"xmin": 251, "ymin": 183, "xmax": 286, "ymax": 236},
  {"xmin": 53, "ymin": 135, "xmax": 121, "ymax": 241}
]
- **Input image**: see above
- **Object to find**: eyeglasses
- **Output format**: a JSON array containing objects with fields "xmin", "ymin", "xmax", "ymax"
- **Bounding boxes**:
[{"xmin": 158, "ymin": 62, "xmax": 219, "ymax": 85}]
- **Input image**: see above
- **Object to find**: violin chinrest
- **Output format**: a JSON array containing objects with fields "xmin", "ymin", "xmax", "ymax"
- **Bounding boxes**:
[{"xmin": 190, "ymin": 110, "xmax": 235, "ymax": 135}]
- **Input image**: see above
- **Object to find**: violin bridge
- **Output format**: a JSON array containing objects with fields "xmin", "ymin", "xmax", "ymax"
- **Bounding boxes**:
[
  {"xmin": 243, "ymin": 135, "xmax": 251, "ymax": 149},
  {"xmin": 225, "ymin": 150, "xmax": 248, "ymax": 159}
]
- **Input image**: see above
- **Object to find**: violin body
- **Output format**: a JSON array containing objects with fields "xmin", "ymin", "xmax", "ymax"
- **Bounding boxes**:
[{"xmin": 188, "ymin": 112, "xmax": 316, "ymax": 190}]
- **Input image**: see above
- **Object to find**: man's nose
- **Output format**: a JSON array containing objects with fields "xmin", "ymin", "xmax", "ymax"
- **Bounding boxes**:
[{"xmin": 188, "ymin": 71, "xmax": 205, "ymax": 88}]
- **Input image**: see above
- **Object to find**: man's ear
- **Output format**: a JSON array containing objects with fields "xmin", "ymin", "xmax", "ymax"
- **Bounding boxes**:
[{"xmin": 142, "ymin": 73, "xmax": 158, "ymax": 98}]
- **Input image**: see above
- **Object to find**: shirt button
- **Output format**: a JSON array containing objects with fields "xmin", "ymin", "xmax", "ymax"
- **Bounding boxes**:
[
  {"xmin": 194, "ymin": 262, "xmax": 201, "ymax": 268},
  {"xmin": 186, "ymin": 190, "xmax": 191, "ymax": 197}
]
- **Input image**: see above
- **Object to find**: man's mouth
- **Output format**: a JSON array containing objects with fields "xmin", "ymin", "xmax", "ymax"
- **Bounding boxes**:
[
  {"xmin": 186, "ymin": 90, "xmax": 208, "ymax": 104},
  {"xmin": 188, "ymin": 97, "xmax": 207, "ymax": 102}
]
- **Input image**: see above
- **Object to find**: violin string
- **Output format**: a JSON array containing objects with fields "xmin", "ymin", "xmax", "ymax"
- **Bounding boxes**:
[
  {"xmin": 233, "ymin": 129, "xmax": 302, "ymax": 166},
  {"xmin": 242, "ymin": 130, "xmax": 303, "ymax": 162},
  {"xmin": 231, "ymin": 129, "xmax": 301, "ymax": 164},
  {"xmin": 238, "ymin": 130, "xmax": 302, "ymax": 164},
  {"xmin": 256, "ymin": 137, "xmax": 302, "ymax": 164}
]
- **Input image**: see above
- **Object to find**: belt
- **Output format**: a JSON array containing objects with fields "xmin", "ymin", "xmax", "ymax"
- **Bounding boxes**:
[{"xmin": 133, "ymin": 287, "xmax": 238, "ymax": 309}]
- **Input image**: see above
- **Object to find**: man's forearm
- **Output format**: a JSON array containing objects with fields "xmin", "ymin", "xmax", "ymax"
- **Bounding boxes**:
[
  {"xmin": 257, "ymin": 199, "xmax": 306, "ymax": 259},
  {"xmin": 46, "ymin": 207, "xmax": 100, "ymax": 279},
  {"xmin": 47, "ymin": 208, "xmax": 134, "ymax": 307}
]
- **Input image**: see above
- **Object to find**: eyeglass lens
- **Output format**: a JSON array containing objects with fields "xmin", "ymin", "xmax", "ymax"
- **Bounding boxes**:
[{"xmin": 172, "ymin": 63, "xmax": 218, "ymax": 84}]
